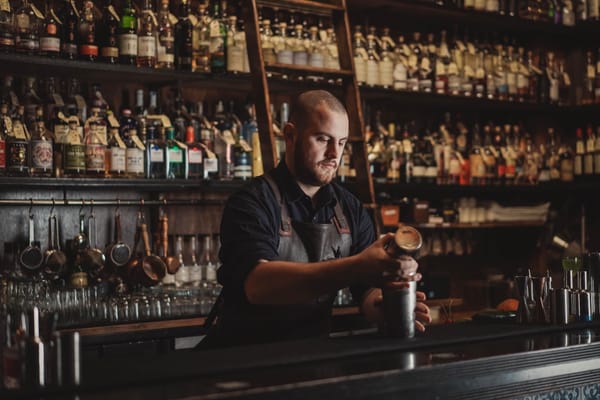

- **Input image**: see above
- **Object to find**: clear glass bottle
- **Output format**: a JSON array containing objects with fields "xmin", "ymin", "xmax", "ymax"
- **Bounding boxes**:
[
  {"xmin": 188, "ymin": 235, "xmax": 202, "ymax": 287},
  {"xmin": 29, "ymin": 106, "xmax": 53, "ymax": 177},
  {"xmin": 137, "ymin": 0, "xmax": 157, "ymax": 68},
  {"xmin": 291, "ymin": 23, "xmax": 307, "ymax": 66},
  {"xmin": 118, "ymin": 0, "xmax": 137, "ymax": 65},
  {"xmin": 307, "ymin": 25, "xmax": 324, "ymax": 68},
  {"xmin": 419, "ymin": 32, "xmax": 435, "ymax": 93},
  {"xmin": 192, "ymin": 3, "xmax": 210, "ymax": 72},
  {"xmin": 156, "ymin": 0, "xmax": 174, "ymax": 69},
  {"xmin": 209, "ymin": 0, "xmax": 226, "ymax": 73},
  {"xmin": 393, "ymin": 35, "xmax": 408, "ymax": 91},
  {"xmin": 98, "ymin": 0, "xmax": 119, "ymax": 63},
  {"xmin": 378, "ymin": 28, "xmax": 394, "ymax": 88},
  {"xmin": 14, "ymin": 0, "xmax": 42, "ymax": 54},
  {"xmin": 165, "ymin": 126, "xmax": 186, "ymax": 179},
  {"xmin": 77, "ymin": 0, "xmax": 98, "ymax": 61},
  {"xmin": 0, "ymin": 103, "xmax": 8, "ymax": 174},
  {"xmin": 106, "ymin": 127, "xmax": 126, "ymax": 177},
  {"xmin": 226, "ymin": 15, "xmax": 244, "ymax": 73},
  {"xmin": 365, "ymin": 32, "xmax": 379, "ymax": 87},
  {"xmin": 274, "ymin": 21, "xmax": 291, "ymax": 64},
  {"xmin": 324, "ymin": 26, "xmax": 339, "ymax": 70},
  {"xmin": 125, "ymin": 127, "xmax": 145, "ymax": 178},
  {"xmin": 407, "ymin": 32, "xmax": 422, "ymax": 92},
  {"xmin": 199, "ymin": 234, "xmax": 218, "ymax": 301},
  {"xmin": 39, "ymin": 0, "xmax": 60, "ymax": 57},
  {"xmin": 185, "ymin": 125, "xmax": 203, "ymax": 179},
  {"xmin": 175, "ymin": 0, "xmax": 193, "ymax": 71},
  {"xmin": 145, "ymin": 124, "xmax": 165, "ymax": 178},
  {"xmin": 84, "ymin": 105, "xmax": 106, "ymax": 177},
  {"xmin": 261, "ymin": 19, "xmax": 276, "ymax": 64},
  {"xmin": 62, "ymin": 106, "xmax": 85, "ymax": 177},
  {"xmin": 174, "ymin": 236, "xmax": 190, "ymax": 287}
]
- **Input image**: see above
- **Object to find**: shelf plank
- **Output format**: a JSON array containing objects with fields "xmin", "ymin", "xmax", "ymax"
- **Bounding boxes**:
[
  {"xmin": 384, "ymin": 221, "xmax": 546, "ymax": 229},
  {"xmin": 258, "ymin": 0, "xmax": 345, "ymax": 11},
  {"xmin": 265, "ymin": 62, "xmax": 354, "ymax": 77}
]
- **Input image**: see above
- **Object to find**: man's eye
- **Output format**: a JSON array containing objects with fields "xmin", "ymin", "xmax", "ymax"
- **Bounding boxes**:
[{"xmin": 317, "ymin": 136, "xmax": 329, "ymax": 142}]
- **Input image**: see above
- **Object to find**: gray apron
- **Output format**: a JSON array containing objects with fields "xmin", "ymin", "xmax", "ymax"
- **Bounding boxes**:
[{"xmin": 200, "ymin": 172, "xmax": 352, "ymax": 347}]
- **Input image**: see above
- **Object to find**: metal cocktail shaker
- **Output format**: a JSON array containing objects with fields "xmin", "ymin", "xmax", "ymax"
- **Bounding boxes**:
[{"xmin": 381, "ymin": 224, "xmax": 423, "ymax": 338}]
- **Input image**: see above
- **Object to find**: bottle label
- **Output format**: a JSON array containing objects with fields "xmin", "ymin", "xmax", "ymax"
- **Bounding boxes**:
[
  {"xmin": 227, "ymin": 45, "xmax": 245, "ymax": 71},
  {"xmin": 110, "ymin": 147, "xmax": 126, "ymax": 172},
  {"xmin": 379, "ymin": 59, "xmax": 394, "ymax": 87},
  {"xmin": 168, "ymin": 147, "xmax": 183, "ymax": 163},
  {"xmin": 138, "ymin": 35, "xmax": 156, "ymax": 57},
  {"xmin": 150, "ymin": 147, "xmax": 164, "ymax": 162},
  {"xmin": 64, "ymin": 143, "xmax": 86, "ymax": 170},
  {"xmin": 40, "ymin": 37, "xmax": 60, "ymax": 52},
  {"xmin": 119, "ymin": 33, "xmax": 138, "ymax": 56},
  {"xmin": 293, "ymin": 51, "xmax": 307, "ymax": 66},
  {"xmin": 85, "ymin": 143, "xmax": 105, "ymax": 171},
  {"xmin": 204, "ymin": 157, "xmax": 218, "ymax": 173},
  {"xmin": 30, "ymin": 140, "xmax": 53, "ymax": 170},
  {"xmin": 308, "ymin": 52, "xmax": 324, "ymax": 68},
  {"xmin": 7, "ymin": 140, "xmax": 28, "ymax": 170},
  {"xmin": 594, "ymin": 153, "xmax": 600, "ymax": 174},
  {"xmin": 101, "ymin": 46, "xmax": 119, "ymax": 58},
  {"xmin": 188, "ymin": 148, "xmax": 203, "ymax": 164},
  {"xmin": 209, "ymin": 36, "xmax": 224, "ymax": 55},
  {"xmin": 366, "ymin": 59, "xmax": 379, "ymax": 86},
  {"xmin": 584, "ymin": 154, "xmax": 594, "ymax": 174},
  {"xmin": 276, "ymin": 49, "xmax": 293, "ymax": 65},
  {"xmin": 126, "ymin": 148, "xmax": 144, "ymax": 173},
  {"xmin": 79, "ymin": 44, "xmax": 98, "ymax": 56},
  {"xmin": 0, "ymin": 139, "xmax": 5, "ymax": 168},
  {"xmin": 355, "ymin": 56, "xmax": 366, "ymax": 83},
  {"xmin": 157, "ymin": 33, "xmax": 174, "ymax": 63},
  {"xmin": 54, "ymin": 124, "xmax": 69, "ymax": 144}
]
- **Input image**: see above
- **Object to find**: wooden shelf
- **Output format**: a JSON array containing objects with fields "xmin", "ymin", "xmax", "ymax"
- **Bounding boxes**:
[
  {"xmin": 259, "ymin": 0, "xmax": 345, "ymax": 12},
  {"xmin": 265, "ymin": 62, "xmax": 354, "ymax": 77},
  {"xmin": 346, "ymin": 0, "xmax": 589, "ymax": 43},
  {"xmin": 384, "ymin": 221, "xmax": 546, "ymax": 229}
]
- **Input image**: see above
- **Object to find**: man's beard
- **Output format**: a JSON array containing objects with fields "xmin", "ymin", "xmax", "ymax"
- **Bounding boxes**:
[{"xmin": 294, "ymin": 143, "xmax": 337, "ymax": 187}]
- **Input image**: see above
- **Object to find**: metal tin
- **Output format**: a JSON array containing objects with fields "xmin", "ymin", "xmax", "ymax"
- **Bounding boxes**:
[
  {"xmin": 578, "ymin": 291, "xmax": 593, "ymax": 322},
  {"xmin": 381, "ymin": 281, "xmax": 416, "ymax": 338},
  {"xmin": 387, "ymin": 224, "xmax": 423, "ymax": 258},
  {"xmin": 551, "ymin": 288, "xmax": 570, "ymax": 325}
]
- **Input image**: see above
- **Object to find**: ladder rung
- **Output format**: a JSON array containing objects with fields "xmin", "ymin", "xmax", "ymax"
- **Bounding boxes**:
[
  {"xmin": 265, "ymin": 63, "xmax": 354, "ymax": 77},
  {"xmin": 257, "ymin": 0, "xmax": 345, "ymax": 12}
]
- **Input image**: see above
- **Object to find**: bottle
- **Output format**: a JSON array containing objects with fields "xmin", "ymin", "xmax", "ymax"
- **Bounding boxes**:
[
  {"xmin": 188, "ymin": 235, "xmax": 202, "ymax": 287},
  {"xmin": 209, "ymin": 0, "xmax": 226, "ymax": 73},
  {"xmin": 191, "ymin": 3, "xmax": 210, "ymax": 72},
  {"xmin": 574, "ymin": 127, "xmax": 584, "ymax": 180},
  {"xmin": 323, "ymin": 26, "xmax": 339, "ymax": 70},
  {"xmin": 291, "ymin": 23, "xmax": 307, "ymax": 66},
  {"xmin": 125, "ymin": 127, "xmax": 145, "ymax": 178},
  {"xmin": 39, "ymin": 0, "xmax": 61, "ymax": 57},
  {"xmin": 58, "ymin": 0, "xmax": 77, "ymax": 59},
  {"xmin": 144, "ymin": 124, "xmax": 165, "ymax": 178},
  {"xmin": 582, "ymin": 50, "xmax": 595, "ymax": 105},
  {"xmin": 378, "ymin": 28, "xmax": 394, "ymax": 88},
  {"xmin": 407, "ymin": 32, "xmax": 422, "ymax": 92},
  {"xmin": 77, "ymin": 0, "xmax": 98, "ymax": 61},
  {"xmin": 482, "ymin": 124, "xmax": 497, "ymax": 185},
  {"xmin": 14, "ymin": 0, "xmax": 42, "ymax": 54},
  {"xmin": 0, "ymin": 0, "xmax": 15, "ymax": 53},
  {"xmin": 136, "ymin": 0, "xmax": 157, "ymax": 68},
  {"xmin": 0, "ymin": 104, "xmax": 7, "ymax": 175},
  {"xmin": 98, "ymin": 0, "xmax": 119, "ymax": 63},
  {"xmin": 419, "ymin": 32, "xmax": 435, "ymax": 93},
  {"xmin": 200, "ymin": 119, "xmax": 218, "ymax": 179},
  {"xmin": 106, "ymin": 127, "xmax": 126, "ymax": 177},
  {"xmin": 29, "ymin": 106, "xmax": 53, "ymax": 177},
  {"xmin": 274, "ymin": 21, "xmax": 291, "ymax": 65},
  {"xmin": 174, "ymin": 236, "xmax": 190, "ymax": 287},
  {"xmin": 233, "ymin": 124, "xmax": 252, "ymax": 180},
  {"xmin": 470, "ymin": 123, "xmax": 485, "ymax": 185},
  {"xmin": 118, "ymin": 0, "xmax": 137, "ymax": 65},
  {"xmin": 559, "ymin": 143, "xmax": 574, "ymax": 183},
  {"xmin": 156, "ymin": 0, "xmax": 174, "ymax": 69},
  {"xmin": 185, "ymin": 125, "xmax": 203, "ymax": 179},
  {"xmin": 165, "ymin": 126, "xmax": 186, "ymax": 179},
  {"xmin": 435, "ymin": 31, "xmax": 450, "ymax": 95},
  {"xmin": 226, "ymin": 15, "xmax": 244, "ymax": 73},
  {"xmin": 353, "ymin": 26, "xmax": 367, "ymax": 85},
  {"xmin": 583, "ymin": 126, "xmax": 595, "ymax": 179},
  {"xmin": 84, "ymin": 105, "xmax": 106, "ymax": 177},
  {"xmin": 174, "ymin": 0, "xmax": 193, "ymax": 71},
  {"xmin": 62, "ymin": 106, "xmax": 85, "ymax": 177},
  {"xmin": 594, "ymin": 126, "xmax": 600, "ymax": 178},
  {"xmin": 261, "ymin": 19, "xmax": 276, "ymax": 64},
  {"xmin": 6, "ymin": 105, "xmax": 29, "ymax": 176},
  {"xmin": 200, "ymin": 234, "xmax": 218, "ymax": 301}
]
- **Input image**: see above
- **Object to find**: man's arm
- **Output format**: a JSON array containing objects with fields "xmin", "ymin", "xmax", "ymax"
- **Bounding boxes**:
[{"xmin": 244, "ymin": 233, "xmax": 413, "ymax": 304}]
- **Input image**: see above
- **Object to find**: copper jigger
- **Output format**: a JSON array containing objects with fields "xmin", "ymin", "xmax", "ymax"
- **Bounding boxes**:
[{"xmin": 387, "ymin": 224, "xmax": 423, "ymax": 258}]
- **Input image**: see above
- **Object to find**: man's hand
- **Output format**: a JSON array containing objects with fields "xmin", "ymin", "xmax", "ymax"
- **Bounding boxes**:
[{"xmin": 361, "ymin": 286, "xmax": 432, "ymax": 333}]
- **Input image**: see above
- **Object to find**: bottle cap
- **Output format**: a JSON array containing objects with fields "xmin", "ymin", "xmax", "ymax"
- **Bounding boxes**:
[{"xmin": 185, "ymin": 126, "xmax": 195, "ymax": 143}]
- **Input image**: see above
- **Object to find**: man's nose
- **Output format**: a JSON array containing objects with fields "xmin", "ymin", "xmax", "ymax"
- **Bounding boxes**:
[{"xmin": 326, "ymin": 142, "xmax": 339, "ymax": 158}]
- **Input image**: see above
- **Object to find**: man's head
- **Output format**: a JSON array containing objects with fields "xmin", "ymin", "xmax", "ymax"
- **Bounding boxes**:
[{"xmin": 284, "ymin": 90, "xmax": 349, "ymax": 195}]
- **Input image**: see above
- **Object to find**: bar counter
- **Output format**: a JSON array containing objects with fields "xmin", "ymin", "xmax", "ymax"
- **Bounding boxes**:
[{"xmin": 3, "ymin": 319, "xmax": 600, "ymax": 400}]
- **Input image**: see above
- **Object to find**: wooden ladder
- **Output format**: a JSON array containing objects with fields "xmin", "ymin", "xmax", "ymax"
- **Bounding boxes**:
[{"xmin": 242, "ymin": 0, "xmax": 375, "ymax": 206}]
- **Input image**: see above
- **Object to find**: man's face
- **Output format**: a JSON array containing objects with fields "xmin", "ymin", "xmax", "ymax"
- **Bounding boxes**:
[{"xmin": 289, "ymin": 105, "xmax": 349, "ymax": 187}]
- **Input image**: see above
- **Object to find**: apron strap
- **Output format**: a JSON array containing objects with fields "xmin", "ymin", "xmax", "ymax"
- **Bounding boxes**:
[
  {"xmin": 202, "ymin": 288, "xmax": 224, "ymax": 331},
  {"xmin": 263, "ymin": 172, "xmax": 293, "ymax": 237},
  {"xmin": 332, "ymin": 201, "xmax": 351, "ymax": 235}
]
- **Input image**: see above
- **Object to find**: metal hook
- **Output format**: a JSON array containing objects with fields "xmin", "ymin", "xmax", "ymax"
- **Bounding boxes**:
[
  {"xmin": 50, "ymin": 198, "xmax": 55, "ymax": 216},
  {"xmin": 79, "ymin": 199, "xmax": 85, "ymax": 216},
  {"xmin": 89, "ymin": 199, "xmax": 94, "ymax": 216},
  {"xmin": 115, "ymin": 198, "xmax": 120, "ymax": 216},
  {"xmin": 29, "ymin": 198, "xmax": 33, "ymax": 217}
]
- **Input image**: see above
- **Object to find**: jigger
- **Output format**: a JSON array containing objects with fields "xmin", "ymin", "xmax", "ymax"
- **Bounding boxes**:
[{"xmin": 531, "ymin": 276, "xmax": 549, "ymax": 323}]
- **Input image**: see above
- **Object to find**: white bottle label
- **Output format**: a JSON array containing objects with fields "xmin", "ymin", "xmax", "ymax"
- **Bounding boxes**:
[
  {"xmin": 366, "ymin": 59, "xmax": 379, "ymax": 86},
  {"xmin": 110, "ymin": 147, "xmax": 126, "ymax": 172},
  {"xmin": 355, "ymin": 56, "xmax": 366, "ymax": 83},
  {"xmin": 119, "ymin": 33, "xmax": 138, "ymax": 56},
  {"xmin": 40, "ymin": 37, "xmax": 60, "ymax": 52},
  {"xmin": 227, "ymin": 45, "xmax": 245, "ymax": 71},
  {"xmin": 276, "ymin": 49, "xmax": 293, "ymax": 65},
  {"xmin": 168, "ymin": 148, "xmax": 183, "ymax": 163},
  {"xmin": 150, "ymin": 147, "xmax": 164, "ymax": 162},
  {"xmin": 204, "ymin": 157, "xmax": 218, "ymax": 172},
  {"xmin": 308, "ymin": 52, "xmax": 324, "ymax": 68},
  {"xmin": 138, "ymin": 36, "xmax": 156, "ymax": 57},
  {"xmin": 189, "ymin": 148, "xmax": 203, "ymax": 163},
  {"xmin": 126, "ymin": 148, "xmax": 144, "ymax": 173},
  {"xmin": 379, "ymin": 59, "xmax": 394, "ymax": 87}
]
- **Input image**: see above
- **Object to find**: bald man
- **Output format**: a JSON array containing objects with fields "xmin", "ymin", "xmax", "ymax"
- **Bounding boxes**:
[{"xmin": 205, "ymin": 90, "xmax": 430, "ymax": 347}]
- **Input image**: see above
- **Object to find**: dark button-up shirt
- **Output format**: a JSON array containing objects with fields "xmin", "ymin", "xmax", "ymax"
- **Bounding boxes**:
[{"xmin": 218, "ymin": 161, "xmax": 376, "ymax": 305}]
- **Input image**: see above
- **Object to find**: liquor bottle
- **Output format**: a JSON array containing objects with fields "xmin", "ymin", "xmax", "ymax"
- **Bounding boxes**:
[
  {"xmin": 233, "ymin": 124, "xmax": 252, "ymax": 180},
  {"xmin": 584, "ymin": 125, "xmax": 595, "ymax": 179},
  {"xmin": 562, "ymin": 0, "xmax": 576, "ymax": 25},
  {"xmin": 185, "ymin": 125, "xmax": 203, "ymax": 179},
  {"xmin": 482, "ymin": 124, "xmax": 497, "ymax": 185},
  {"xmin": 209, "ymin": 0, "xmax": 226, "ymax": 73},
  {"xmin": 124, "ymin": 126, "xmax": 144, "ymax": 178},
  {"xmin": 200, "ymin": 123, "xmax": 218, "ymax": 179},
  {"xmin": 365, "ymin": 31, "xmax": 379, "ymax": 87},
  {"xmin": 77, "ymin": 0, "xmax": 98, "ymax": 61},
  {"xmin": 226, "ymin": 15, "xmax": 244, "ymax": 73},
  {"xmin": 106, "ymin": 126, "xmax": 126, "ymax": 177},
  {"xmin": 21, "ymin": 76, "xmax": 41, "ymax": 131},
  {"xmin": 582, "ymin": 50, "xmax": 595, "ymax": 104},
  {"xmin": 469, "ymin": 123, "xmax": 485, "ymax": 185},
  {"xmin": 137, "ymin": 0, "xmax": 157, "ymax": 68},
  {"xmin": 407, "ymin": 32, "xmax": 422, "ymax": 92},
  {"xmin": 435, "ymin": 30, "xmax": 450, "ymax": 95},
  {"xmin": 98, "ymin": 0, "xmax": 119, "ymax": 63},
  {"xmin": 393, "ymin": 35, "xmax": 408, "ymax": 91},
  {"xmin": 191, "ymin": 3, "xmax": 209, "ymax": 72},
  {"xmin": 546, "ymin": 128, "xmax": 560, "ymax": 182},
  {"xmin": 323, "ymin": 26, "xmax": 339, "ymax": 70},
  {"xmin": 29, "ymin": 106, "xmax": 53, "ymax": 177},
  {"xmin": 506, "ymin": 45, "xmax": 518, "ymax": 101},
  {"xmin": 559, "ymin": 143, "xmax": 574, "ymax": 183},
  {"xmin": 39, "ymin": 0, "xmax": 61, "ymax": 57},
  {"xmin": 594, "ymin": 126, "xmax": 600, "ymax": 179},
  {"xmin": 84, "ymin": 105, "xmax": 107, "ymax": 177},
  {"xmin": 261, "ymin": 19, "xmax": 276, "ymax": 64},
  {"xmin": 516, "ymin": 47, "xmax": 528, "ymax": 102},
  {"xmin": 165, "ymin": 126, "xmax": 186, "ymax": 179},
  {"xmin": 6, "ymin": 105, "xmax": 29, "ymax": 176},
  {"xmin": 14, "ymin": 0, "xmax": 42, "ymax": 54},
  {"xmin": 173, "ymin": 235, "xmax": 189, "ymax": 287},
  {"xmin": 62, "ymin": 106, "xmax": 85, "ymax": 177},
  {"xmin": 58, "ymin": 0, "xmax": 77, "ymax": 59},
  {"xmin": 307, "ymin": 25, "xmax": 325, "ymax": 69},
  {"xmin": 353, "ymin": 25, "xmax": 367, "ymax": 85},
  {"xmin": 502, "ymin": 124, "xmax": 516, "ymax": 185},
  {"xmin": 0, "ymin": 0, "xmax": 14, "ymax": 53},
  {"xmin": 547, "ymin": 52, "xmax": 560, "ymax": 105},
  {"xmin": 423, "ymin": 129, "xmax": 438, "ymax": 184},
  {"xmin": 156, "ymin": 0, "xmax": 174, "ymax": 69},
  {"xmin": 574, "ymin": 127, "xmax": 584, "ymax": 180},
  {"xmin": 144, "ymin": 124, "xmax": 164, "ymax": 178},
  {"xmin": 118, "ymin": 0, "xmax": 137, "ymax": 65},
  {"xmin": 274, "ymin": 21, "xmax": 291, "ymax": 65},
  {"xmin": 378, "ymin": 28, "xmax": 394, "ymax": 88},
  {"xmin": 213, "ymin": 100, "xmax": 235, "ymax": 180},
  {"xmin": 200, "ymin": 234, "xmax": 218, "ymax": 299},
  {"xmin": 537, "ymin": 51, "xmax": 549, "ymax": 104},
  {"xmin": 291, "ymin": 23, "xmax": 307, "ymax": 66},
  {"xmin": 420, "ymin": 33, "xmax": 435, "ymax": 93},
  {"xmin": 174, "ymin": 0, "xmax": 193, "ymax": 71},
  {"xmin": 492, "ymin": 125, "xmax": 506, "ymax": 185},
  {"xmin": 188, "ymin": 235, "xmax": 202, "ymax": 287},
  {"xmin": 0, "ymin": 103, "xmax": 7, "ymax": 175}
]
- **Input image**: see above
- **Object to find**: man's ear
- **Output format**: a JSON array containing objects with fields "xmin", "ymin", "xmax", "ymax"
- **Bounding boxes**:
[{"xmin": 283, "ymin": 122, "xmax": 295, "ymax": 141}]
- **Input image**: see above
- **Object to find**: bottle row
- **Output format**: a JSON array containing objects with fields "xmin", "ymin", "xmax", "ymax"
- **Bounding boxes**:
[
  {"xmin": 0, "ymin": 76, "xmax": 273, "ymax": 180},
  {"xmin": 363, "ymin": 111, "xmax": 600, "ymax": 186},
  {"xmin": 351, "ymin": 25, "xmax": 586, "ymax": 105},
  {"xmin": 428, "ymin": 0, "xmax": 596, "ymax": 26}
]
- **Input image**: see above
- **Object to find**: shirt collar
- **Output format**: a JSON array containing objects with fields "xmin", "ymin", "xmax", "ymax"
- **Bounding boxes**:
[{"xmin": 273, "ymin": 161, "xmax": 337, "ymax": 209}]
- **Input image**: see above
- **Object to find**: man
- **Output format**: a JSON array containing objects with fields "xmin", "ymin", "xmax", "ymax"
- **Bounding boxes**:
[{"xmin": 208, "ymin": 90, "xmax": 430, "ymax": 347}]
